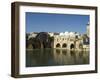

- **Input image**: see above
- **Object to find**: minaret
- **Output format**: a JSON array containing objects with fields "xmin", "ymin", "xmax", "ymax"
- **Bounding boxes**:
[{"xmin": 86, "ymin": 22, "xmax": 90, "ymax": 37}]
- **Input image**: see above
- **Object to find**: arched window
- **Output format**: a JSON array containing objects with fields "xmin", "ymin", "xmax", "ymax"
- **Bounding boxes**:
[
  {"xmin": 75, "ymin": 35, "xmax": 78, "ymax": 39},
  {"xmin": 70, "ymin": 44, "xmax": 74, "ymax": 49},
  {"xmin": 62, "ymin": 43, "xmax": 67, "ymax": 48},
  {"xmin": 56, "ymin": 43, "xmax": 61, "ymax": 48},
  {"xmin": 57, "ymin": 38, "xmax": 59, "ymax": 42},
  {"xmin": 62, "ymin": 38, "xmax": 64, "ymax": 41}
]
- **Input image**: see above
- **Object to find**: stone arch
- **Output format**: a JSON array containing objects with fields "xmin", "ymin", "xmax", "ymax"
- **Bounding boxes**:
[
  {"xmin": 56, "ymin": 43, "xmax": 61, "ymax": 48},
  {"xmin": 62, "ymin": 43, "xmax": 67, "ymax": 48},
  {"xmin": 70, "ymin": 44, "xmax": 75, "ymax": 49},
  {"xmin": 26, "ymin": 38, "xmax": 35, "ymax": 49},
  {"xmin": 31, "ymin": 38, "xmax": 42, "ymax": 49},
  {"xmin": 27, "ymin": 37, "xmax": 43, "ymax": 49},
  {"xmin": 79, "ymin": 43, "xmax": 83, "ymax": 49},
  {"xmin": 36, "ymin": 32, "xmax": 51, "ymax": 48},
  {"xmin": 27, "ymin": 44, "xmax": 34, "ymax": 49}
]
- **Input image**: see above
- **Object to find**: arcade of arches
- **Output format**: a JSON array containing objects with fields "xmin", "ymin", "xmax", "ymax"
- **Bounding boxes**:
[{"xmin": 26, "ymin": 32, "xmax": 85, "ymax": 50}]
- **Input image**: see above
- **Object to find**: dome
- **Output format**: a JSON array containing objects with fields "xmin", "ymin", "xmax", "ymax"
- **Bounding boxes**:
[
  {"xmin": 60, "ymin": 32, "xmax": 64, "ymax": 35},
  {"xmin": 69, "ymin": 32, "xmax": 75, "ymax": 37},
  {"xmin": 64, "ymin": 31, "xmax": 69, "ymax": 35},
  {"xmin": 69, "ymin": 32, "xmax": 74, "ymax": 35}
]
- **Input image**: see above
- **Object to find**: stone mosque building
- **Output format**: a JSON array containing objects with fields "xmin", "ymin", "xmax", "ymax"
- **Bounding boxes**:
[{"xmin": 52, "ymin": 32, "xmax": 83, "ymax": 50}]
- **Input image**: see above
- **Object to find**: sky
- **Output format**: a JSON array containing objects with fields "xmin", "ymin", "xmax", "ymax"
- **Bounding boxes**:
[{"xmin": 26, "ymin": 12, "xmax": 89, "ymax": 34}]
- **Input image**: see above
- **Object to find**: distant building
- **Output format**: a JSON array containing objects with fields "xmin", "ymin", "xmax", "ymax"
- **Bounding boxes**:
[
  {"xmin": 48, "ymin": 32, "xmax": 54, "ymax": 37},
  {"xmin": 86, "ymin": 22, "xmax": 90, "ymax": 37},
  {"xmin": 28, "ymin": 32, "xmax": 38, "ymax": 39}
]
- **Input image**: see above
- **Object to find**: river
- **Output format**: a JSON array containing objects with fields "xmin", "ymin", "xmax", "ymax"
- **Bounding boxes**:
[{"xmin": 26, "ymin": 48, "xmax": 89, "ymax": 67}]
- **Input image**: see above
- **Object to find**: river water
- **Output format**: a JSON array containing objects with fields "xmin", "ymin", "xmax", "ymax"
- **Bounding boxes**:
[{"xmin": 26, "ymin": 49, "xmax": 89, "ymax": 67}]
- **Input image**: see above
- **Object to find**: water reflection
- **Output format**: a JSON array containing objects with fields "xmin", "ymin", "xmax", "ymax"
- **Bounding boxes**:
[{"xmin": 26, "ymin": 49, "xmax": 89, "ymax": 67}]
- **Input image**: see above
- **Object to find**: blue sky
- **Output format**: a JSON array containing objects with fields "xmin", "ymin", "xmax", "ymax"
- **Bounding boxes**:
[{"xmin": 26, "ymin": 12, "xmax": 89, "ymax": 34}]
